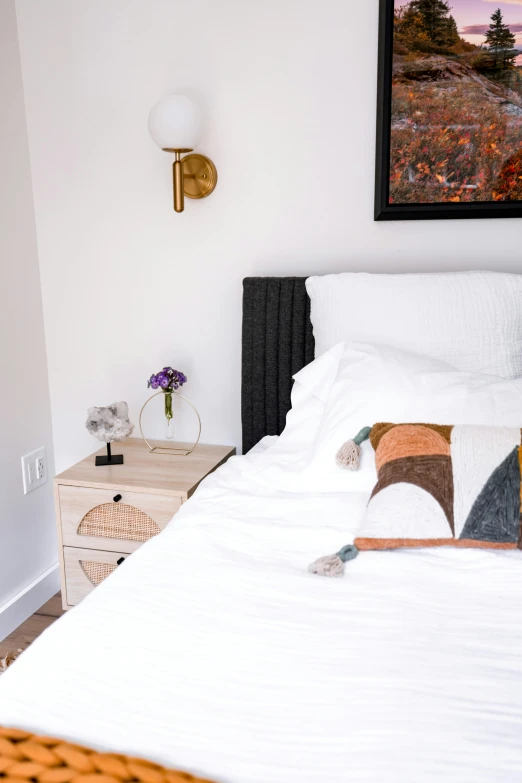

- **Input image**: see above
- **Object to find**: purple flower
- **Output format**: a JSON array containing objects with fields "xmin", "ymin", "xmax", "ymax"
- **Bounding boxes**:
[{"xmin": 147, "ymin": 366, "xmax": 187, "ymax": 392}]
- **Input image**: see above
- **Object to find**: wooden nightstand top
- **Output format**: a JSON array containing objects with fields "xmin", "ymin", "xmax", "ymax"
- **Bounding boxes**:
[{"xmin": 54, "ymin": 438, "xmax": 236, "ymax": 499}]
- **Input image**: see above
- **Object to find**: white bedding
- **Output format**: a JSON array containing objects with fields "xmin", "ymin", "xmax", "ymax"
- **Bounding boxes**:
[{"xmin": 1, "ymin": 439, "xmax": 522, "ymax": 783}]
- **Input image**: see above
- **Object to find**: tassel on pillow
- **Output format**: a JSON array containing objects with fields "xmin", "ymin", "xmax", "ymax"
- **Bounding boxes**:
[
  {"xmin": 308, "ymin": 544, "xmax": 359, "ymax": 577},
  {"xmin": 308, "ymin": 426, "xmax": 371, "ymax": 577},
  {"xmin": 335, "ymin": 426, "xmax": 372, "ymax": 470}
]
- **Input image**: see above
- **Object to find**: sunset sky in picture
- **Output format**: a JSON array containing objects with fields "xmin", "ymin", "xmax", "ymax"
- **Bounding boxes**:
[{"xmin": 397, "ymin": 0, "xmax": 522, "ymax": 45}]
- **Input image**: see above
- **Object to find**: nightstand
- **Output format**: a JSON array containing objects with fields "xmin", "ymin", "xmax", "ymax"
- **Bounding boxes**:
[{"xmin": 54, "ymin": 439, "xmax": 235, "ymax": 610}]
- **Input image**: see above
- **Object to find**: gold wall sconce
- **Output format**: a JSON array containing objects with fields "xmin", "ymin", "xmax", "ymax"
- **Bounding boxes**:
[{"xmin": 148, "ymin": 95, "xmax": 217, "ymax": 213}]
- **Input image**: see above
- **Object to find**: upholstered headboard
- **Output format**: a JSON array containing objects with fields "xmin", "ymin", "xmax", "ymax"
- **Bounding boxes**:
[{"xmin": 242, "ymin": 277, "xmax": 314, "ymax": 454}]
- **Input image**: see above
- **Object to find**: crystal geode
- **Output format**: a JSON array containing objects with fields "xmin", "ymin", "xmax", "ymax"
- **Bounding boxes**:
[{"xmin": 85, "ymin": 401, "xmax": 134, "ymax": 443}]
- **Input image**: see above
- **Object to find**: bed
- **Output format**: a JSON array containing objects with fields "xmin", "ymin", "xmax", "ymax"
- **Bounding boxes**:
[{"xmin": 1, "ymin": 277, "xmax": 522, "ymax": 783}]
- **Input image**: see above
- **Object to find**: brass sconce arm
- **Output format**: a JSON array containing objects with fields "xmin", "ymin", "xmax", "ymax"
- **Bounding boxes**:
[{"xmin": 163, "ymin": 148, "xmax": 218, "ymax": 214}]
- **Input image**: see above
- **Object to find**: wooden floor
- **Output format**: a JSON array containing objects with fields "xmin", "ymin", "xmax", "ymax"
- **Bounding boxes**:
[{"xmin": 0, "ymin": 593, "xmax": 64, "ymax": 658}]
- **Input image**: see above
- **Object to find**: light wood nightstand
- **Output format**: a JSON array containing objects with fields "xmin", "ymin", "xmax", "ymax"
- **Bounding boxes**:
[{"xmin": 54, "ymin": 439, "xmax": 235, "ymax": 610}]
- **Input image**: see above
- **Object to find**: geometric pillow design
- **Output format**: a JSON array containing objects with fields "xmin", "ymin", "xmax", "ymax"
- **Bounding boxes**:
[{"xmin": 354, "ymin": 423, "xmax": 522, "ymax": 551}]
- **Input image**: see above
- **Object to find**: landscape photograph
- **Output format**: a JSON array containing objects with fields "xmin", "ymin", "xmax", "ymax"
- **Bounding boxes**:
[{"xmin": 391, "ymin": 0, "xmax": 522, "ymax": 204}]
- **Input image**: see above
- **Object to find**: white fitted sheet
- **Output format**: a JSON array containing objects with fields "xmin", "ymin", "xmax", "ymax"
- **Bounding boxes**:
[{"xmin": 0, "ymin": 438, "xmax": 521, "ymax": 783}]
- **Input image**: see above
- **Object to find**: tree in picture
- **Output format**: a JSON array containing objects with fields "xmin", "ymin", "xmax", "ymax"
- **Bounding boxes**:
[
  {"xmin": 395, "ymin": 0, "xmax": 461, "ymax": 55},
  {"xmin": 409, "ymin": 0, "xmax": 459, "ymax": 51},
  {"xmin": 484, "ymin": 9, "xmax": 517, "ymax": 70}
]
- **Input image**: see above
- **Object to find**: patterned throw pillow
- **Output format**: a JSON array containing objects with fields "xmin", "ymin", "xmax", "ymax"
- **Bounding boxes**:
[{"xmin": 354, "ymin": 423, "xmax": 522, "ymax": 551}]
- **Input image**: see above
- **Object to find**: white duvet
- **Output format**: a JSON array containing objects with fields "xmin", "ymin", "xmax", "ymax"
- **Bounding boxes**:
[{"xmin": 1, "ymin": 439, "xmax": 522, "ymax": 783}]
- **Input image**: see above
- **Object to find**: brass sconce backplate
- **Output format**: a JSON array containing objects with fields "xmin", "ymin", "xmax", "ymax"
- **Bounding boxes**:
[{"xmin": 182, "ymin": 154, "xmax": 218, "ymax": 199}]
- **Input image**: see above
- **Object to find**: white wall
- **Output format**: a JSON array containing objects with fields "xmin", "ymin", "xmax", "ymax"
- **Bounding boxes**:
[
  {"xmin": 0, "ymin": 0, "xmax": 58, "ymax": 639},
  {"xmin": 14, "ymin": 0, "xmax": 522, "ymax": 472}
]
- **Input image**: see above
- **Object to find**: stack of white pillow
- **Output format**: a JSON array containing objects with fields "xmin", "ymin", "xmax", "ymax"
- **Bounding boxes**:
[{"xmin": 244, "ymin": 271, "xmax": 522, "ymax": 494}]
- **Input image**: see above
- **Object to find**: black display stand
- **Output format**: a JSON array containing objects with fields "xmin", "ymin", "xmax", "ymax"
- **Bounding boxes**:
[{"xmin": 95, "ymin": 442, "xmax": 124, "ymax": 466}]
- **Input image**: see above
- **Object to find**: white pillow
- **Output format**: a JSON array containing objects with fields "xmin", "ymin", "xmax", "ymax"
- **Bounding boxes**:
[
  {"xmin": 306, "ymin": 271, "xmax": 522, "ymax": 379},
  {"xmin": 247, "ymin": 342, "xmax": 344, "ymax": 459},
  {"xmin": 246, "ymin": 342, "xmax": 522, "ymax": 494}
]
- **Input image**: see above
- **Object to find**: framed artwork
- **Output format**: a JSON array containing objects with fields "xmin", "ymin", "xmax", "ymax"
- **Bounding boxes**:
[{"xmin": 375, "ymin": 0, "xmax": 522, "ymax": 220}]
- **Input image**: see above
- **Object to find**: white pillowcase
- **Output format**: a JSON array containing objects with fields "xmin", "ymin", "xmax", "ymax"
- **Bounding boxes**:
[
  {"xmin": 306, "ymin": 271, "xmax": 522, "ymax": 379},
  {"xmin": 246, "ymin": 342, "xmax": 522, "ymax": 494},
  {"xmin": 247, "ymin": 343, "xmax": 344, "ymax": 460}
]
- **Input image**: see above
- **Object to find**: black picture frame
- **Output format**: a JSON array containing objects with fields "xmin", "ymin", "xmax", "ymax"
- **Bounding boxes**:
[{"xmin": 375, "ymin": 0, "xmax": 522, "ymax": 221}]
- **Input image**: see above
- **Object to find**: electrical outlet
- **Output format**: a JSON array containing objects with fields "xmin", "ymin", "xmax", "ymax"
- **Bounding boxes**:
[
  {"xmin": 21, "ymin": 447, "xmax": 47, "ymax": 494},
  {"xmin": 36, "ymin": 455, "xmax": 45, "ymax": 480}
]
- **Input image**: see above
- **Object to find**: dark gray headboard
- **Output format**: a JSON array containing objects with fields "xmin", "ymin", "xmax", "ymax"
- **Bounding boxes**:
[{"xmin": 242, "ymin": 277, "xmax": 314, "ymax": 454}]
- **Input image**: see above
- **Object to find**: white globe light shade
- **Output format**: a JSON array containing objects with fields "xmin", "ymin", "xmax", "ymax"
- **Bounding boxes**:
[{"xmin": 148, "ymin": 95, "xmax": 202, "ymax": 150}]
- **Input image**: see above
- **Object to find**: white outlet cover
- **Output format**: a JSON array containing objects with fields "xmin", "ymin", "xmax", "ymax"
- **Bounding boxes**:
[{"xmin": 21, "ymin": 446, "xmax": 47, "ymax": 494}]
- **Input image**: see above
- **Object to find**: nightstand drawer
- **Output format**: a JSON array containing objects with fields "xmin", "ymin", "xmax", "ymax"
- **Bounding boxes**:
[
  {"xmin": 59, "ymin": 485, "xmax": 181, "ymax": 553},
  {"xmin": 64, "ymin": 546, "xmax": 129, "ymax": 606}
]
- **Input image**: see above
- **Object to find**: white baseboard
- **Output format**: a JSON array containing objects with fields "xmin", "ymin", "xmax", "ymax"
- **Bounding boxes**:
[{"xmin": 0, "ymin": 563, "xmax": 60, "ymax": 643}]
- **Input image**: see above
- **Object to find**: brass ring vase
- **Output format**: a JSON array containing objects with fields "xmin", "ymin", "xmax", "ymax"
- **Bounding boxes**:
[{"xmin": 139, "ymin": 390, "xmax": 201, "ymax": 456}]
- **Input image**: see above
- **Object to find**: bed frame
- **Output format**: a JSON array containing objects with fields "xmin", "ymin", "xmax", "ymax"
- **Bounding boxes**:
[{"xmin": 242, "ymin": 277, "xmax": 314, "ymax": 454}]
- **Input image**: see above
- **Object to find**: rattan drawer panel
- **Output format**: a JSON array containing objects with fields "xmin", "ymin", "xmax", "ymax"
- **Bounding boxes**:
[
  {"xmin": 59, "ymin": 485, "xmax": 181, "ymax": 552},
  {"xmin": 64, "ymin": 546, "xmax": 130, "ymax": 606}
]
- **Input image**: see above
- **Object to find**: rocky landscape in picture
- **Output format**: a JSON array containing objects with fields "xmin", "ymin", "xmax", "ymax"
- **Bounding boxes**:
[{"xmin": 392, "ymin": 0, "xmax": 522, "ymax": 203}]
